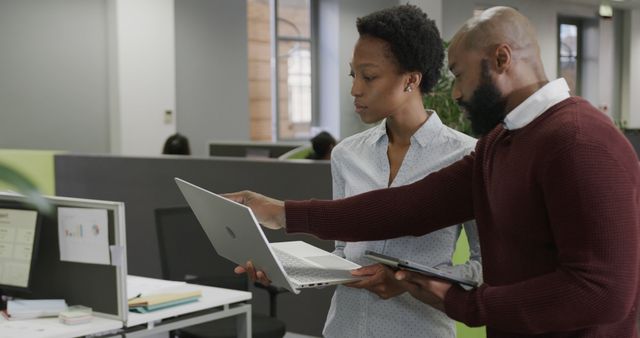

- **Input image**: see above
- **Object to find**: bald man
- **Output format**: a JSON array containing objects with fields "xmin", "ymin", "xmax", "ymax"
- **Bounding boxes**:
[{"xmin": 228, "ymin": 6, "xmax": 640, "ymax": 337}]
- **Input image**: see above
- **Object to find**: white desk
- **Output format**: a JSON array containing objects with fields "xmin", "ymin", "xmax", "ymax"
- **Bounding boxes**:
[
  {"xmin": 125, "ymin": 275, "xmax": 253, "ymax": 337},
  {"xmin": 0, "ymin": 276, "xmax": 253, "ymax": 338},
  {"xmin": 0, "ymin": 315, "xmax": 122, "ymax": 338}
]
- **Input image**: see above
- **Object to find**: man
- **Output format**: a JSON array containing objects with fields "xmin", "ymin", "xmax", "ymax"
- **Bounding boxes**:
[{"xmin": 228, "ymin": 6, "xmax": 640, "ymax": 337}]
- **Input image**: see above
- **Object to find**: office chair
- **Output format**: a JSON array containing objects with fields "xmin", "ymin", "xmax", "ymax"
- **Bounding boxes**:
[
  {"xmin": 276, "ymin": 144, "xmax": 313, "ymax": 160},
  {"xmin": 155, "ymin": 206, "xmax": 287, "ymax": 338}
]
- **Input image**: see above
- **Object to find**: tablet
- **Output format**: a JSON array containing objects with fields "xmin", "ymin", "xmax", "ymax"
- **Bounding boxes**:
[{"xmin": 364, "ymin": 250, "xmax": 478, "ymax": 288}]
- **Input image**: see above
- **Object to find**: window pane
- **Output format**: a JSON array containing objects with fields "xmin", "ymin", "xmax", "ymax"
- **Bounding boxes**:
[
  {"xmin": 247, "ymin": 0, "xmax": 314, "ymax": 141},
  {"xmin": 559, "ymin": 23, "xmax": 579, "ymax": 95},
  {"xmin": 278, "ymin": 40, "xmax": 312, "ymax": 139},
  {"xmin": 277, "ymin": 0, "xmax": 310, "ymax": 38},
  {"xmin": 560, "ymin": 24, "xmax": 578, "ymax": 57}
]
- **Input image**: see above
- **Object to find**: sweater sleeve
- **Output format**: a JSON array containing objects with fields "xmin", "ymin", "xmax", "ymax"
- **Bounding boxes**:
[
  {"xmin": 444, "ymin": 140, "xmax": 640, "ymax": 334},
  {"xmin": 285, "ymin": 153, "xmax": 476, "ymax": 242}
]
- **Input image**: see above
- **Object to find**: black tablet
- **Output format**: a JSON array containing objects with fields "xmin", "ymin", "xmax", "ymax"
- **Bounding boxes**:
[{"xmin": 364, "ymin": 250, "xmax": 478, "ymax": 288}]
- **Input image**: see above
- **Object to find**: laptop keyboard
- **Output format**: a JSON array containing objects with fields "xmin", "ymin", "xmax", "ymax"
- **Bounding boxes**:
[{"xmin": 272, "ymin": 248, "xmax": 352, "ymax": 285}]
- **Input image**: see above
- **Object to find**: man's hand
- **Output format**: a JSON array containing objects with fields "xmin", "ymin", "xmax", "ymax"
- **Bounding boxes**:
[
  {"xmin": 345, "ymin": 264, "xmax": 406, "ymax": 300},
  {"xmin": 222, "ymin": 191, "xmax": 286, "ymax": 230},
  {"xmin": 234, "ymin": 261, "xmax": 272, "ymax": 286},
  {"xmin": 394, "ymin": 270, "xmax": 452, "ymax": 312}
]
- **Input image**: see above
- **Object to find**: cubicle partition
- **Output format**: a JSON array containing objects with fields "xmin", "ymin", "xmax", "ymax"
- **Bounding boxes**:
[
  {"xmin": 208, "ymin": 141, "xmax": 305, "ymax": 158},
  {"xmin": 54, "ymin": 154, "xmax": 333, "ymax": 335},
  {"xmin": 624, "ymin": 130, "xmax": 640, "ymax": 156},
  {"xmin": 0, "ymin": 193, "xmax": 128, "ymax": 321}
]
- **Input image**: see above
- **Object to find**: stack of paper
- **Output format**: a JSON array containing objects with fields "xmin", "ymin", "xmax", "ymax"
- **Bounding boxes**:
[
  {"xmin": 2, "ymin": 299, "xmax": 68, "ymax": 320},
  {"xmin": 128, "ymin": 287, "xmax": 202, "ymax": 313},
  {"xmin": 59, "ymin": 305, "xmax": 93, "ymax": 325}
]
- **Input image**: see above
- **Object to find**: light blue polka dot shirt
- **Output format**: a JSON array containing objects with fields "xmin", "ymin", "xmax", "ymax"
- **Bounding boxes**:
[{"xmin": 323, "ymin": 111, "xmax": 483, "ymax": 338}]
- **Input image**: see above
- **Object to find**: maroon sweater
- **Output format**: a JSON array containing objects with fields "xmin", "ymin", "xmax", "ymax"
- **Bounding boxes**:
[{"xmin": 286, "ymin": 98, "xmax": 640, "ymax": 337}]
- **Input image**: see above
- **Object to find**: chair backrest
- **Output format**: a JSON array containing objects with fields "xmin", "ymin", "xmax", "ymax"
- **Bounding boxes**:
[
  {"xmin": 277, "ymin": 144, "xmax": 313, "ymax": 160},
  {"xmin": 155, "ymin": 206, "xmax": 247, "ymax": 291}
]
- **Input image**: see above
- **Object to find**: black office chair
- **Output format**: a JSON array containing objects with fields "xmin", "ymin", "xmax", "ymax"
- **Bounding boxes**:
[{"xmin": 155, "ymin": 206, "xmax": 287, "ymax": 338}]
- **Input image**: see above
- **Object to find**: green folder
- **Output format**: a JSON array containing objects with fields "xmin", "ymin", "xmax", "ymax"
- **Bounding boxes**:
[{"xmin": 129, "ymin": 296, "xmax": 200, "ymax": 313}]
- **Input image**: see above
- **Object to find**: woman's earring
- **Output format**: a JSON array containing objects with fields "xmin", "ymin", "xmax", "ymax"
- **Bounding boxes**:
[{"xmin": 405, "ymin": 85, "xmax": 413, "ymax": 92}]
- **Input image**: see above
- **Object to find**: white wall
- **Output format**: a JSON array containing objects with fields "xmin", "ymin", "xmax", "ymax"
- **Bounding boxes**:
[
  {"xmin": 440, "ymin": 0, "xmax": 634, "ymax": 123},
  {"xmin": 317, "ymin": 0, "xmax": 341, "ymax": 138},
  {"xmin": 331, "ymin": 0, "xmax": 399, "ymax": 139},
  {"xmin": 625, "ymin": 9, "xmax": 640, "ymax": 128},
  {"xmin": 0, "ymin": 0, "xmax": 110, "ymax": 153},
  {"xmin": 317, "ymin": 0, "xmax": 627, "ymax": 139},
  {"xmin": 581, "ymin": 18, "xmax": 600, "ymax": 106},
  {"xmin": 411, "ymin": 0, "xmax": 443, "ymax": 31},
  {"xmin": 598, "ymin": 17, "xmax": 615, "ymax": 119},
  {"xmin": 108, "ymin": 0, "xmax": 176, "ymax": 156},
  {"xmin": 174, "ymin": 0, "xmax": 249, "ymax": 156},
  {"xmin": 442, "ymin": 0, "xmax": 596, "ymax": 81},
  {"xmin": 1, "ymin": 0, "xmax": 636, "ymax": 155},
  {"xmin": 317, "ymin": 0, "xmax": 399, "ymax": 140}
]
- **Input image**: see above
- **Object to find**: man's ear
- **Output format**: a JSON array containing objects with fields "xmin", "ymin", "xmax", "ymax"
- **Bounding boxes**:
[{"xmin": 494, "ymin": 43, "xmax": 512, "ymax": 73}]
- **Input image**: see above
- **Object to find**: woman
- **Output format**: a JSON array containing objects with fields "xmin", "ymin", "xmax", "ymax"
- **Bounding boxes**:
[
  {"xmin": 322, "ymin": 5, "xmax": 482, "ymax": 337},
  {"xmin": 239, "ymin": 5, "xmax": 482, "ymax": 337}
]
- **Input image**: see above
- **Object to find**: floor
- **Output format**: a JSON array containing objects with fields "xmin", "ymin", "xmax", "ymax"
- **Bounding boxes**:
[{"xmin": 146, "ymin": 332, "xmax": 318, "ymax": 338}]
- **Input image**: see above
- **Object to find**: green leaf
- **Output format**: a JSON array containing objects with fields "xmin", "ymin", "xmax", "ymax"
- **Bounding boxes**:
[
  {"xmin": 423, "ymin": 41, "xmax": 472, "ymax": 136},
  {"xmin": 0, "ymin": 163, "xmax": 52, "ymax": 215}
]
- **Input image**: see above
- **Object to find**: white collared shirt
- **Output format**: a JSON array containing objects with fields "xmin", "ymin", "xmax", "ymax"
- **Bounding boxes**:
[
  {"xmin": 323, "ymin": 112, "xmax": 483, "ymax": 338},
  {"xmin": 503, "ymin": 78, "xmax": 571, "ymax": 130}
]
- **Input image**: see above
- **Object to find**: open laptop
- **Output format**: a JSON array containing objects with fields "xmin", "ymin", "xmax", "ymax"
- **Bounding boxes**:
[{"xmin": 175, "ymin": 178, "xmax": 361, "ymax": 294}]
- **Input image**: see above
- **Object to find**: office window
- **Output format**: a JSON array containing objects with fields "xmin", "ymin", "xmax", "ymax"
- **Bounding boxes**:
[
  {"xmin": 287, "ymin": 48, "xmax": 312, "ymax": 123},
  {"xmin": 247, "ymin": 0, "xmax": 315, "ymax": 141},
  {"xmin": 558, "ymin": 19, "xmax": 581, "ymax": 95}
]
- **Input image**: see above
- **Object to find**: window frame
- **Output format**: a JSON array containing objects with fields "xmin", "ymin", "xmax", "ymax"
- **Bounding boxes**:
[
  {"xmin": 270, "ymin": 0, "xmax": 318, "ymax": 141},
  {"xmin": 557, "ymin": 17, "xmax": 583, "ymax": 96}
]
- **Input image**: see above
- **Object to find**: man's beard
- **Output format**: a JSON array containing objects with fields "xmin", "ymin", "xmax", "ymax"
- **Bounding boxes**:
[{"xmin": 457, "ymin": 60, "xmax": 507, "ymax": 137}]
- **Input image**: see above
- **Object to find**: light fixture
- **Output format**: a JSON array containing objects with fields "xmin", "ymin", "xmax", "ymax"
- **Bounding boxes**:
[{"xmin": 599, "ymin": 1, "xmax": 613, "ymax": 19}]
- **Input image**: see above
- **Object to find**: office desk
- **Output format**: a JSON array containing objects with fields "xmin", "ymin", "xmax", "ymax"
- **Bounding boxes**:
[
  {"xmin": 0, "ymin": 276, "xmax": 252, "ymax": 338},
  {"xmin": 125, "ymin": 275, "xmax": 253, "ymax": 337},
  {"xmin": 0, "ymin": 315, "xmax": 123, "ymax": 338}
]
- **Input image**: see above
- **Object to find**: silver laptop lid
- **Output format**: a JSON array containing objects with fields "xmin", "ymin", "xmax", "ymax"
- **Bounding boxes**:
[{"xmin": 175, "ymin": 178, "xmax": 300, "ymax": 293}]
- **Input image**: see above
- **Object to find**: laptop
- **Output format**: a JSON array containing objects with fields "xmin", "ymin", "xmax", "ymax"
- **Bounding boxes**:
[{"xmin": 175, "ymin": 178, "xmax": 361, "ymax": 294}]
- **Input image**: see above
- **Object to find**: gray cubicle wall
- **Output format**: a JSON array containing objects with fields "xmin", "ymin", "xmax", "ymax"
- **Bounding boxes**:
[
  {"xmin": 0, "ymin": 193, "xmax": 127, "ymax": 321},
  {"xmin": 54, "ymin": 154, "xmax": 334, "ymax": 335},
  {"xmin": 208, "ymin": 141, "xmax": 305, "ymax": 158},
  {"xmin": 625, "ymin": 130, "xmax": 640, "ymax": 156}
]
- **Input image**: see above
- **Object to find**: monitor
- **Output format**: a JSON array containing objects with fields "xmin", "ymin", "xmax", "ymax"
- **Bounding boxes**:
[{"xmin": 0, "ymin": 202, "xmax": 41, "ymax": 293}]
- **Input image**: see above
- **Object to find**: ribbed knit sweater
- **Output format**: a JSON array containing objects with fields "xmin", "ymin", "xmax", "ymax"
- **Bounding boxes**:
[{"xmin": 286, "ymin": 98, "xmax": 640, "ymax": 337}]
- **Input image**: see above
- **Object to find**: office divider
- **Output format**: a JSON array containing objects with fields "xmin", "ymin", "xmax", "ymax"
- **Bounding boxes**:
[
  {"xmin": 54, "ymin": 154, "xmax": 332, "ymax": 335},
  {"xmin": 0, "ymin": 193, "xmax": 128, "ymax": 321},
  {"xmin": 208, "ymin": 141, "xmax": 304, "ymax": 158}
]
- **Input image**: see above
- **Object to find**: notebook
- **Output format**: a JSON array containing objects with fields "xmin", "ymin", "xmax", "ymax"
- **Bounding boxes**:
[{"xmin": 175, "ymin": 178, "xmax": 361, "ymax": 294}]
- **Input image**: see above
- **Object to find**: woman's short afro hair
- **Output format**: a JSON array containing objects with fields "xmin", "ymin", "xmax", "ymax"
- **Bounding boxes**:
[{"xmin": 356, "ymin": 4, "xmax": 444, "ymax": 95}]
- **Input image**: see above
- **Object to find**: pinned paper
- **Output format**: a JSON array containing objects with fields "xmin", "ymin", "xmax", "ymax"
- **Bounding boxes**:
[
  {"xmin": 109, "ymin": 245, "xmax": 125, "ymax": 267},
  {"xmin": 58, "ymin": 208, "xmax": 110, "ymax": 265}
]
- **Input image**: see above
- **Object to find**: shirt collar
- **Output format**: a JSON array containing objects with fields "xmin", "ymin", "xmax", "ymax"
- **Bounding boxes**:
[
  {"xmin": 503, "ymin": 78, "xmax": 571, "ymax": 130},
  {"xmin": 367, "ymin": 110, "xmax": 443, "ymax": 147},
  {"xmin": 368, "ymin": 118, "xmax": 388, "ymax": 145}
]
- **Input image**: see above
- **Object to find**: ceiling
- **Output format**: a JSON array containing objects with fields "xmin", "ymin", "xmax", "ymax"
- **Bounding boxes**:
[{"xmin": 558, "ymin": 0, "xmax": 640, "ymax": 10}]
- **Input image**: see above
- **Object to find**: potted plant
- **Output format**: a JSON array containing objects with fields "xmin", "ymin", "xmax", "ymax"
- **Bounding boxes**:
[{"xmin": 423, "ymin": 42, "xmax": 472, "ymax": 135}]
